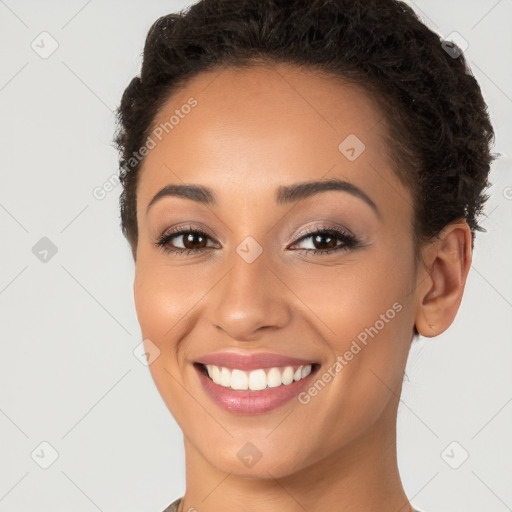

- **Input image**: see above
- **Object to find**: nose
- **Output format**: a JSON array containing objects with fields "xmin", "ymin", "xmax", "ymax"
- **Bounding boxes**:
[{"xmin": 209, "ymin": 242, "xmax": 293, "ymax": 342}]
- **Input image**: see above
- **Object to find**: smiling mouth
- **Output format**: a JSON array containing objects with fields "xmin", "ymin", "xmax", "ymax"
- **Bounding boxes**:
[{"xmin": 194, "ymin": 362, "xmax": 321, "ymax": 391}]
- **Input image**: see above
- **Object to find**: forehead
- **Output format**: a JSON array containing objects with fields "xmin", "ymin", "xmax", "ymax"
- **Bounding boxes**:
[{"xmin": 136, "ymin": 63, "xmax": 410, "ymax": 221}]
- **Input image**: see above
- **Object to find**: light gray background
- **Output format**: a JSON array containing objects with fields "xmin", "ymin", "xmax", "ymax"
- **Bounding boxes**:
[{"xmin": 0, "ymin": 1, "xmax": 511, "ymax": 511}]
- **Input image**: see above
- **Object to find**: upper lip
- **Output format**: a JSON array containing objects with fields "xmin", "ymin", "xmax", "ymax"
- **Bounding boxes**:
[{"xmin": 195, "ymin": 352, "xmax": 318, "ymax": 371}]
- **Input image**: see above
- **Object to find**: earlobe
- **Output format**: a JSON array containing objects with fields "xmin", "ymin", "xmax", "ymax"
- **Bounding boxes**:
[{"xmin": 414, "ymin": 220, "xmax": 472, "ymax": 338}]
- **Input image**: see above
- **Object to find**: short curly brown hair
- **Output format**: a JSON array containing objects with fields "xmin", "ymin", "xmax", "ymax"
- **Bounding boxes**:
[{"xmin": 114, "ymin": 0, "xmax": 497, "ymax": 264}]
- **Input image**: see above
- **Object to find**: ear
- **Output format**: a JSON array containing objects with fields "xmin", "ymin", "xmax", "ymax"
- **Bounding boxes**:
[{"xmin": 414, "ymin": 219, "xmax": 472, "ymax": 338}]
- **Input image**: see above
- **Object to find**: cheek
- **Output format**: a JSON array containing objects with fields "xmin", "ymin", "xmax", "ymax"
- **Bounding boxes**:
[
  {"xmin": 133, "ymin": 256, "xmax": 217, "ymax": 375},
  {"xmin": 133, "ymin": 262, "xmax": 196, "ymax": 420},
  {"xmin": 133, "ymin": 262, "xmax": 190, "ymax": 382},
  {"xmin": 133, "ymin": 260, "xmax": 190, "ymax": 336},
  {"xmin": 287, "ymin": 246, "xmax": 415, "ymax": 401},
  {"xmin": 293, "ymin": 252, "xmax": 412, "ymax": 343},
  {"xmin": 290, "ymin": 253, "xmax": 414, "ymax": 429}
]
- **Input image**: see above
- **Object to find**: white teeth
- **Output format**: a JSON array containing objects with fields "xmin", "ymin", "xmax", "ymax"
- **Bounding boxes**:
[
  {"xmin": 220, "ymin": 367, "xmax": 231, "ymax": 387},
  {"xmin": 211, "ymin": 365, "xmax": 220, "ymax": 384},
  {"xmin": 248, "ymin": 369, "xmax": 267, "ymax": 390},
  {"xmin": 231, "ymin": 369, "xmax": 248, "ymax": 390},
  {"xmin": 281, "ymin": 366, "xmax": 294, "ymax": 385},
  {"xmin": 203, "ymin": 363, "xmax": 314, "ymax": 391},
  {"xmin": 301, "ymin": 365, "xmax": 312, "ymax": 378},
  {"xmin": 267, "ymin": 367, "xmax": 282, "ymax": 388}
]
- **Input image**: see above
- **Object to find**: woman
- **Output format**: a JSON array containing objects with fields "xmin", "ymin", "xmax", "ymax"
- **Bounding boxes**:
[{"xmin": 114, "ymin": 0, "xmax": 496, "ymax": 510}]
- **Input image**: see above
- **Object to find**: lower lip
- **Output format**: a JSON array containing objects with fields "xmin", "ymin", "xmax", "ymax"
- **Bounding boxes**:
[{"xmin": 194, "ymin": 364, "xmax": 319, "ymax": 415}]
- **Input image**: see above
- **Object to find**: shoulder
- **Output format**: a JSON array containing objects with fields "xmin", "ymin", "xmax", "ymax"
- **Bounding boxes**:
[{"xmin": 161, "ymin": 496, "xmax": 183, "ymax": 512}]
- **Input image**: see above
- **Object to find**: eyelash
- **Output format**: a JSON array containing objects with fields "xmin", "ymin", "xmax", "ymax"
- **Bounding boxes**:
[{"xmin": 154, "ymin": 224, "xmax": 361, "ymax": 257}]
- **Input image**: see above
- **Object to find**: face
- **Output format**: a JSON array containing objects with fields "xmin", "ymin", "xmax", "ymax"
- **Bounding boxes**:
[{"xmin": 133, "ymin": 63, "xmax": 420, "ymax": 478}]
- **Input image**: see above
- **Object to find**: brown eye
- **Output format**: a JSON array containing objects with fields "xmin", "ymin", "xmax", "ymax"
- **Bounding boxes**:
[
  {"xmin": 155, "ymin": 227, "xmax": 217, "ymax": 255},
  {"xmin": 289, "ymin": 227, "xmax": 360, "ymax": 255},
  {"xmin": 310, "ymin": 233, "xmax": 339, "ymax": 250},
  {"xmin": 155, "ymin": 225, "xmax": 360, "ymax": 257},
  {"xmin": 181, "ymin": 232, "xmax": 208, "ymax": 249}
]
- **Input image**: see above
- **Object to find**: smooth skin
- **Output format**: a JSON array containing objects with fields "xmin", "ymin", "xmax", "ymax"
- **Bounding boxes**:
[{"xmin": 132, "ymin": 63, "xmax": 472, "ymax": 512}]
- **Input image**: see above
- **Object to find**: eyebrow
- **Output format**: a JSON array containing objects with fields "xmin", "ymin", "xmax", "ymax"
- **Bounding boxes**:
[{"xmin": 146, "ymin": 178, "xmax": 380, "ymax": 217}]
